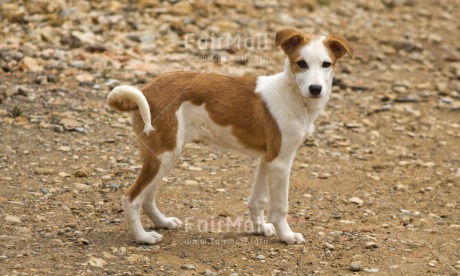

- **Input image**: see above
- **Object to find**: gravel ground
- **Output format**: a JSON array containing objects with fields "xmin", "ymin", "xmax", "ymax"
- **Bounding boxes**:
[{"xmin": 1, "ymin": 0, "xmax": 460, "ymax": 275}]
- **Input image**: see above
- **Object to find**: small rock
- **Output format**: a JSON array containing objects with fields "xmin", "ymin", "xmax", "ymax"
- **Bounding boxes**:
[
  {"xmin": 339, "ymin": 220, "xmax": 355, "ymax": 224},
  {"xmin": 60, "ymin": 118, "xmax": 83, "ymax": 131},
  {"xmin": 181, "ymin": 264, "xmax": 197, "ymax": 270},
  {"xmin": 349, "ymin": 197, "xmax": 364, "ymax": 205},
  {"xmin": 363, "ymin": 268, "xmax": 380, "ymax": 273},
  {"xmin": 73, "ymin": 183, "xmax": 90, "ymax": 191},
  {"xmin": 349, "ymin": 261, "xmax": 362, "ymax": 271},
  {"xmin": 78, "ymin": 238, "xmax": 90, "ymax": 245},
  {"xmin": 395, "ymin": 183, "xmax": 408, "ymax": 191},
  {"xmin": 323, "ymin": 243, "xmax": 335, "ymax": 250},
  {"xmin": 87, "ymin": 257, "xmax": 107, "ymax": 268},
  {"xmin": 59, "ymin": 146, "xmax": 71, "ymax": 152},
  {"xmin": 5, "ymin": 215, "xmax": 21, "ymax": 223},
  {"xmin": 365, "ymin": 242, "xmax": 378, "ymax": 249},
  {"xmin": 54, "ymin": 125, "xmax": 64, "ymax": 133},
  {"xmin": 202, "ymin": 269, "xmax": 216, "ymax": 275},
  {"xmin": 18, "ymin": 56, "xmax": 43, "ymax": 72},
  {"xmin": 70, "ymin": 60, "xmax": 85, "ymax": 68},
  {"xmin": 185, "ymin": 180, "xmax": 199, "ymax": 186},
  {"xmin": 395, "ymin": 94, "xmax": 420, "ymax": 103},
  {"xmin": 110, "ymin": 183, "xmax": 121, "ymax": 190},
  {"xmin": 256, "ymin": 254, "xmax": 265, "ymax": 260},
  {"xmin": 58, "ymin": 172, "xmax": 71, "ymax": 177},
  {"xmin": 75, "ymin": 168, "xmax": 91, "ymax": 177}
]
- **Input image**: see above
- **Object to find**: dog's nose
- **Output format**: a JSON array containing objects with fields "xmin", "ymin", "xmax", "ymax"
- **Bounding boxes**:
[{"xmin": 309, "ymin": 85, "xmax": 322, "ymax": 96}]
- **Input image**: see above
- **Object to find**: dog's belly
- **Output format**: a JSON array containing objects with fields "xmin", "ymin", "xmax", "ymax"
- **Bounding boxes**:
[{"xmin": 180, "ymin": 102, "xmax": 265, "ymax": 158}]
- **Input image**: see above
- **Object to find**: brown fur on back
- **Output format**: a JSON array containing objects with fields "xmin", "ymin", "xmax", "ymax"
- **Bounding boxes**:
[{"xmin": 127, "ymin": 72, "xmax": 282, "ymax": 200}]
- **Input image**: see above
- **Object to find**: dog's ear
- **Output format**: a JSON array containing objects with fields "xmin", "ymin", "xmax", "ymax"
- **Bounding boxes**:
[
  {"xmin": 275, "ymin": 29, "xmax": 304, "ymax": 54},
  {"xmin": 324, "ymin": 35, "xmax": 353, "ymax": 59}
]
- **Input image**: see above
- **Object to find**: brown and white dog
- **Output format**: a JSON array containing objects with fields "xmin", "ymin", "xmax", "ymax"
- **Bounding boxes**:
[{"xmin": 107, "ymin": 29, "xmax": 353, "ymax": 245}]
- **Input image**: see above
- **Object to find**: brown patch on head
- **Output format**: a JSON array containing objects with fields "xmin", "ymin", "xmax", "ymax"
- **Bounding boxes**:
[
  {"xmin": 126, "ymin": 72, "xmax": 282, "ymax": 201},
  {"xmin": 275, "ymin": 29, "xmax": 305, "ymax": 55},
  {"xmin": 323, "ymin": 35, "xmax": 353, "ymax": 63},
  {"xmin": 275, "ymin": 29, "xmax": 324, "ymax": 73}
]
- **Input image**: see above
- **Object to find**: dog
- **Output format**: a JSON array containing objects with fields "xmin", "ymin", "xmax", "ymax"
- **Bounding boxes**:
[{"xmin": 107, "ymin": 28, "xmax": 352, "ymax": 245}]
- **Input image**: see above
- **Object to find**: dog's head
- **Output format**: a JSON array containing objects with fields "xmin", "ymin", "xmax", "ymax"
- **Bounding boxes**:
[{"xmin": 275, "ymin": 29, "xmax": 353, "ymax": 99}]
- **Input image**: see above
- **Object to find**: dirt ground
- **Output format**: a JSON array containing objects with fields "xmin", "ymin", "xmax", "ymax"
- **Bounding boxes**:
[{"xmin": 1, "ymin": 0, "xmax": 460, "ymax": 275}]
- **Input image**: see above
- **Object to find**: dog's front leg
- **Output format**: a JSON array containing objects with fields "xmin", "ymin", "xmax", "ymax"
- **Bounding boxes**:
[
  {"xmin": 248, "ymin": 160, "xmax": 275, "ymax": 237},
  {"xmin": 267, "ymin": 160, "xmax": 305, "ymax": 245}
]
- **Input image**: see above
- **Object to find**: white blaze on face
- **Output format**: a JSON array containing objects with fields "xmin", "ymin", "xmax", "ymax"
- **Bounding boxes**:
[{"xmin": 295, "ymin": 37, "xmax": 334, "ymax": 99}]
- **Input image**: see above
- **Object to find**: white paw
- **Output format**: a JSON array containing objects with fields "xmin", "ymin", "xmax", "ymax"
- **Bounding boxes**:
[
  {"xmin": 279, "ymin": 232, "xmax": 305, "ymax": 245},
  {"xmin": 255, "ymin": 223, "xmax": 276, "ymax": 237},
  {"xmin": 136, "ymin": 231, "xmax": 163, "ymax": 244},
  {"xmin": 155, "ymin": 217, "xmax": 183, "ymax": 229}
]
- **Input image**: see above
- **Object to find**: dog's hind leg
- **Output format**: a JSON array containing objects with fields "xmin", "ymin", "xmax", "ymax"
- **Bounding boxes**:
[
  {"xmin": 248, "ymin": 160, "xmax": 275, "ymax": 237},
  {"xmin": 142, "ymin": 149, "xmax": 183, "ymax": 230},
  {"xmin": 122, "ymin": 155, "xmax": 164, "ymax": 244}
]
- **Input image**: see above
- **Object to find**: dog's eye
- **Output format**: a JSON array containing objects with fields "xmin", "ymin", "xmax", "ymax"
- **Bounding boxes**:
[
  {"xmin": 322, "ymin": 61, "xmax": 332, "ymax": 68},
  {"xmin": 296, "ymin": 60, "xmax": 308, "ymax": 69}
]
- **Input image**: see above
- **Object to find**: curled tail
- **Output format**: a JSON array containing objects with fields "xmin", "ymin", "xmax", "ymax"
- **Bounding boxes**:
[{"xmin": 107, "ymin": 85, "xmax": 154, "ymax": 134}]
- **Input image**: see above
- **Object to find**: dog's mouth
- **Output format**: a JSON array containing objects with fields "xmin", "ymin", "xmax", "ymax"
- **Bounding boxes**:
[{"xmin": 305, "ymin": 95, "xmax": 324, "ymax": 99}]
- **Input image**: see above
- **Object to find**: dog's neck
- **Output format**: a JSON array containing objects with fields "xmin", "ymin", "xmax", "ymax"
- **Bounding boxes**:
[{"xmin": 256, "ymin": 67, "xmax": 330, "ymax": 138}]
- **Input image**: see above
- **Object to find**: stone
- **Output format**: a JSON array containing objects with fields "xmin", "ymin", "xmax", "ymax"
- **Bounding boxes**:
[
  {"xmin": 323, "ymin": 243, "xmax": 335, "ymax": 250},
  {"xmin": 363, "ymin": 268, "xmax": 380, "ymax": 273},
  {"xmin": 181, "ymin": 264, "xmax": 197, "ymax": 270},
  {"xmin": 87, "ymin": 257, "xmax": 107, "ymax": 268},
  {"xmin": 73, "ymin": 183, "xmax": 91, "ymax": 191},
  {"xmin": 256, "ymin": 254, "xmax": 265, "ymax": 260},
  {"xmin": 349, "ymin": 197, "xmax": 364, "ymax": 205},
  {"xmin": 18, "ymin": 57, "xmax": 43, "ymax": 72},
  {"xmin": 365, "ymin": 242, "xmax": 378, "ymax": 249},
  {"xmin": 59, "ymin": 146, "xmax": 71, "ymax": 152},
  {"xmin": 5, "ymin": 215, "xmax": 21, "ymax": 223},
  {"xmin": 185, "ymin": 180, "xmax": 199, "ymax": 186},
  {"xmin": 76, "ymin": 73, "xmax": 94, "ymax": 83},
  {"xmin": 349, "ymin": 261, "xmax": 362, "ymax": 271}
]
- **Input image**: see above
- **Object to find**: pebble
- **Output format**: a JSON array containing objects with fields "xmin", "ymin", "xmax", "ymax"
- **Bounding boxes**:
[
  {"xmin": 73, "ymin": 183, "xmax": 91, "ymax": 191},
  {"xmin": 78, "ymin": 238, "xmax": 90, "ymax": 245},
  {"xmin": 365, "ymin": 242, "xmax": 378, "ymax": 249},
  {"xmin": 185, "ymin": 180, "xmax": 199, "ymax": 185},
  {"xmin": 110, "ymin": 183, "xmax": 121, "ymax": 190},
  {"xmin": 323, "ymin": 243, "xmax": 335, "ymax": 250},
  {"xmin": 70, "ymin": 60, "xmax": 85, "ymax": 68},
  {"xmin": 256, "ymin": 254, "xmax": 265, "ymax": 260},
  {"xmin": 363, "ymin": 268, "xmax": 380, "ymax": 273},
  {"xmin": 5, "ymin": 215, "xmax": 22, "ymax": 223},
  {"xmin": 87, "ymin": 257, "xmax": 107, "ymax": 268},
  {"xmin": 181, "ymin": 264, "xmax": 197, "ymax": 270},
  {"xmin": 349, "ymin": 261, "xmax": 362, "ymax": 271},
  {"xmin": 59, "ymin": 146, "xmax": 71, "ymax": 152},
  {"xmin": 202, "ymin": 269, "xmax": 216, "ymax": 276},
  {"xmin": 349, "ymin": 197, "xmax": 364, "ymax": 205}
]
